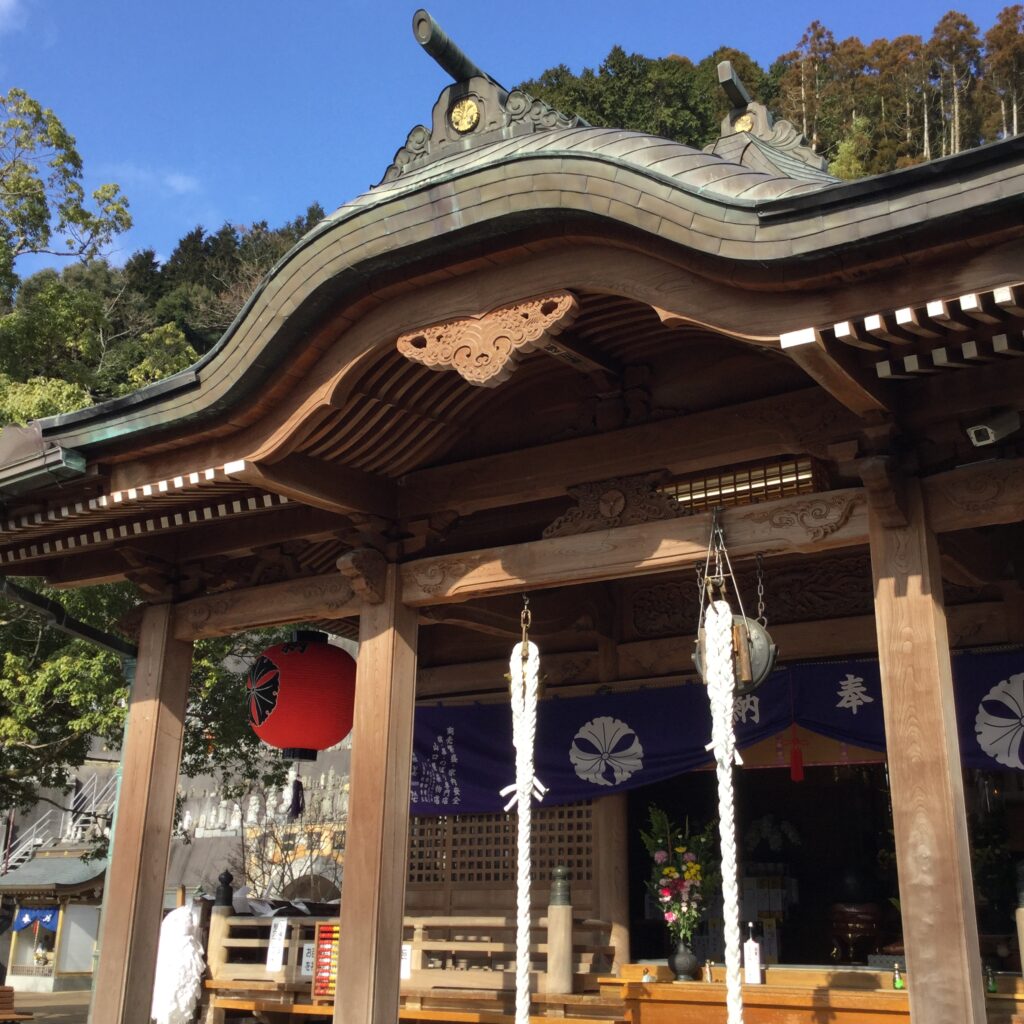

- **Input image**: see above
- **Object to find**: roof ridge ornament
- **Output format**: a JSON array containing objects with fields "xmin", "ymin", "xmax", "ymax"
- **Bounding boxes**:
[
  {"xmin": 704, "ymin": 60, "xmax": 830, "ymax": 176},
  {"xmin": 377, "ymin": 10, "xmax": 584, "ymax": 186}
]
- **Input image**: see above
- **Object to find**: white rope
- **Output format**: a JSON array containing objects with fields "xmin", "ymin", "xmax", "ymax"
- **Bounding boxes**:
[
  {"xmin": 501, "ymin": 640, "xmax": 547, "ymax": 1024},
  {"xmin": 703, "ymin": 600, "xmax": 744, "ymax": 1024}
]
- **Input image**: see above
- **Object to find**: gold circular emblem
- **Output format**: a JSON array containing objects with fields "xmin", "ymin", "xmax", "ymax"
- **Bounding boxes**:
[
  {"xmin": 450, "ymin": 97, "xmax": 480, "ymax": 134},
  {"xmin": 733, "ymin": 112, "xmax": 755, "ymax": 133}
]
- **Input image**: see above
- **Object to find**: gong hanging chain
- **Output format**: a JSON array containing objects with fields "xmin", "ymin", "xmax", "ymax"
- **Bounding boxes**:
[
  {"xmin": 698, "ymin": 509, "xmax": 749, "ymax": 625},
  {"xmin": 755, "ymin": 553, "xmax": 767, "ymax": 627},
  {"xmin": 520, "ymin": 595, "xmax": 532, "ymax": 666}
]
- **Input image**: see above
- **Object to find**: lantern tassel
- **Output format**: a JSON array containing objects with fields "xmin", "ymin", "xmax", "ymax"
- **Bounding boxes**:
[
  {"xmin": 287, "ymin": 776, "xmax": 305, "ymax": 820},
  {"xmin": 789, "ymin": 724, "xmax": 804, "ymax": 783}
]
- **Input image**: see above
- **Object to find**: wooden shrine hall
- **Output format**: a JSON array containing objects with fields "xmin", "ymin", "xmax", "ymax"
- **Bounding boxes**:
[{"xmin": 1, "ymin": 15, "xmax": 1023, "ymax": 1024}]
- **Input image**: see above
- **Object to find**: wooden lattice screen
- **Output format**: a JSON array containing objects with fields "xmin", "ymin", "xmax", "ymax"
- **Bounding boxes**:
[
  {"xmin": 406, "ymin": 801, "xmax": 596, "ymax": 916},
  {"xmin": 662, "ymin": 456, "xmax": 823, "ymax": 513}
]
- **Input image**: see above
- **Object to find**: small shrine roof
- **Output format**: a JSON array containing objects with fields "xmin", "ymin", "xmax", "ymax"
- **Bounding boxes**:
[{"xmin": 0, "ymin": 852, "xmax": 107, "ymax": 897}]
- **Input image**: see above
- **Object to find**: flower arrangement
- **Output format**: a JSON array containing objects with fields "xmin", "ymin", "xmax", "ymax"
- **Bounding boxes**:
[{"xmin": 640, "ymin": 805, "xmax": 718, "ymax": 947}]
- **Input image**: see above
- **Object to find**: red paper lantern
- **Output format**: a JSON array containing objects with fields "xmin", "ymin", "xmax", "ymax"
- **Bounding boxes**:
[{"xmin": 246, "ymin": 638, "xmax": 356, "ymax": 758}]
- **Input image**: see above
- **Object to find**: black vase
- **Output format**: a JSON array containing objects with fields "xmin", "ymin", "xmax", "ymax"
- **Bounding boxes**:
[{"xmin": 668, "ymin": 941, "xmax": 700, "ymax": 980}]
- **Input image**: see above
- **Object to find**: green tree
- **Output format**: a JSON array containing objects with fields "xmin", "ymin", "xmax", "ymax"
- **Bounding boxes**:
[
  {"xmin": 829, "ymin": 115, "xmax": 873, "ymax": 178},
  {"xmin": 0, "ymin": 89, "xmax": 130, "ymax": 302},
  {"xmin": 983, "ymin": 5, "xmax": 1024, "ymax": 138},
  {"xmin": 777, "ymin": 21, "xmax": 838, "ymax": 152},
  {"xmin": 0, "ymin": 580, "xmax": 290, "ymax": 813},
  {"xmin": 517, "ymin": 46, "xmax": 716, "ymax": 147},
  {"xmin": 929, "ymin": 11, "xmax": 983, "ymax": 155}
]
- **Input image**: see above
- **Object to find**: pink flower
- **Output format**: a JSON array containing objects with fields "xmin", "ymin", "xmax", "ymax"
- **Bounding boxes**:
[
  {"xmin": 664, "ymin": 911, "xmax": 677, "ymax": 923},
  {"xmin": 659, "ymin": 888, "xmax": 671, "ymax": 900},
  {"xmin": 653, "ymin": 850, "xmax": 669, "ymax": 865},
  {"xmin": 683, "ymin": 852, "xmax": 697, "ymax": 862}
]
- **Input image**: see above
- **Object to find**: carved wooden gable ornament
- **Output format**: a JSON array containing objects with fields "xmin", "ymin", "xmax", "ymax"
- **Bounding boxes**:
[{"xmin": 396, "ymin": 292, "xmax": 580, "ymax": 387}]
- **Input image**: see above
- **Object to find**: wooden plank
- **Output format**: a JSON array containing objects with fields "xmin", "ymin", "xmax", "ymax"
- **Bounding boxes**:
[
  {"xmin": 398, "ymin": 388, "xmax": 860, "ymax": 519},
  {"xmin": 227, "ymin": 455, "xmax": 396, "ymax": 518},
  {"xmin": 174, "ymin": 573, "xmax": 360, "ymax": 640},
  {"xmin": 868, "ymin": 482, "xmax": 985, "ymax": 1024},
  {"xmin": 91, "ymin": 605, "xmax": 193, "ymax": 1024},
  {"xmin": 401, "ymin": 489, "xmax": 868, "ymax": 606},
  {"xmin": 612, "ymin": 980, "xmax": 909, "ymax": 1023},
  {"xmin": 335, "ymin": 565, "xmax": 419, "ymax": 1024},
  {"xmin": 923, "ymin": 458, "xmax": 1024, "ymax": 533}
]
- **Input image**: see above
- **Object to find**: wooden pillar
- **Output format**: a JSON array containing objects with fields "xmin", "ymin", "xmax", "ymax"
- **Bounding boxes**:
[
  {"xmin": 89, "ymin": 603, "xmax": 193, "ymax": 1024},
  {"xmin": 593, "ymin": 794, "xmax": 631, "ymax": 972},
  {"xmin": 334, "ymin": 565, "xmax": 418, "ymax": 1024},
  {"xmin": 594, "ymin": 630, "xmax": 631, "ymax": 970},
  {"xmin": 868, "ymin": 481, "xmax": 984, "ymax": 1023}
]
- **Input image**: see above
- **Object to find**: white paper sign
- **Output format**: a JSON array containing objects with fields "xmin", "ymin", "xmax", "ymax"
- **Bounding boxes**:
[
  {"xmin": 400, "ymin": 942, "xmax": 412, "ymax": 980},
  {"xmin": 266, "ymin": 918, "xmax": 289, "ymax": 972},
  {"xmin": 301, "ymin": 942, "xmax": 315, "ymax": 976}
]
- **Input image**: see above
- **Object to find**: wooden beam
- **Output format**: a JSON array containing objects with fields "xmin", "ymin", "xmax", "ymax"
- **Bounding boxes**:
[
  {"xmin": 868, "ymin": 482, "xmax": 985, "ymax": 1024},
  {"xmin": 174, "ymin": 573, "xmax": 360, "ymax": 640},
  {"xmin": 415, "ymin": 603, "xmax": 1017, "ymax": 699},
  {"xmin": 905, "ymin": 354, "xmax": 1024, "ymax": 424},
  {"xmin": 226, "ymin": 455, "xmax": 396, "ymax": 518},
  {"xmin": 939, "ymin": 531, "xmax": 1004, "ymax": 587},
  {"xmin": 924, "ymin": 458, "xmax": 1024, "ymax": 533},
  {"xmin": 401, "ymin": 489, "xmax": 868, "ymax": 606},
  {"xmin": 91, "ymin": 604, "xmax": 193, "ymax": 1024},
  {"xmin": 336, "ymin": 565, "xmax": 418, "ymax": 1024},
  {"xmin": 36, "ymin": 505, "xmax": 350, "ymax": 588},
  {"xmin": 779, "ymin": 328, "xmax": 890, "ymax": 417},
  {"xmin": 398, "ymin": 389, "xmax": 861, "ymax": 518}
]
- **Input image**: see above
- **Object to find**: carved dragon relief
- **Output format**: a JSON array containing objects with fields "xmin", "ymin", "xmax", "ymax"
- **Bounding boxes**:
[
  {"xmin": 543, "ymin": 472, "xmax": 685, "ymax": 538},
  {"xmin": 744, "ymin": 493, "xmax": 862, "ymax": 543},
  {"xmin": 406, "ymin": 557, "xmax": 477, "ymax": 597},
  {"xmin": 396, "ymin": 292, "xmax": 579, "ymax": 387},
  {"xmin": 180, "ymin": 574, "xmax": 356, "ymax": 635}
]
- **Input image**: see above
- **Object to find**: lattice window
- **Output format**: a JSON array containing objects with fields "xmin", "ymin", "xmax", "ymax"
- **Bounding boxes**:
[
  {"xmin": 662, "ymin": 457, "xmax": 823, "ymax": 513},
  {"xmin": 408, "ymin": 815, "xmax": 449, "ymax": 884},
  {"xmin": 407, "ymin": 802, "xmax": 593, "ymax": 886}
]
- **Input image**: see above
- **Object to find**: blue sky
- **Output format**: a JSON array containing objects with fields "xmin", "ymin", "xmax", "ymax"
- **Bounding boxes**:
[{"xmin": 2, "ymin": 0, "xmax": 1012, "ymax": 272}]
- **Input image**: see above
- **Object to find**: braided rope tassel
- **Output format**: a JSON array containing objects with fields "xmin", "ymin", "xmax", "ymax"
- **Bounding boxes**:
[
  {"xmin": 507, "ymin": 639, "xmax": 543, "ymax": 1024},
  {"xmin": 704, "ymin": 600, "xmax": 745, "ymax": 1024}
]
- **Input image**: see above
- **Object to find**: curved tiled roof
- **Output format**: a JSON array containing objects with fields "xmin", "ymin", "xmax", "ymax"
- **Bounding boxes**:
[
  {"xmin": 350, "ymin": 126, "xmax": 829, "ymax": 210},
  {"xmin": 7, "ymin": 115, "xmax": 1024, "ymax": 466}
]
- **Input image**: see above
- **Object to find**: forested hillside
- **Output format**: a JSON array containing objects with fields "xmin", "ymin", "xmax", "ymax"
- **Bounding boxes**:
[{"xmin": 520, "ymin": 7, "xmax": 1024, "ymax": 178}]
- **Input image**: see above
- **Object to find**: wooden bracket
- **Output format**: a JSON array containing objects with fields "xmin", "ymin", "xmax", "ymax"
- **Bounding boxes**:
[
  {"xmin": 336, "ymin": 547, "xmax": 388, "ymax": 604},
  {"xmin": 857, "ymin": 456, "xmax": 909, "ymax": 528},
  {"xmin": 395, "ymin": 292, "xmax": 580, "ymax": 387}
]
